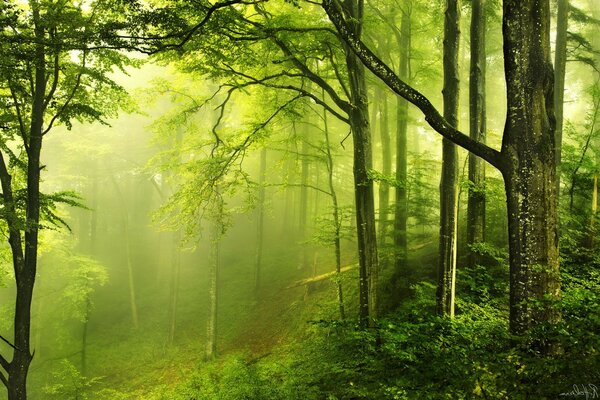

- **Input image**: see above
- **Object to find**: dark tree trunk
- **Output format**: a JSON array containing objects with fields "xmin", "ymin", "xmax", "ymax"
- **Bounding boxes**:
[
  {"xmin": 467, "ymin": 0, "xmax": 487, "ymax": 267},
  {"xmin": 394, "ymin": 6, "xmax": 410, "ymax": 272},
  {"xmin": 342, "ymin": 0, "xmax": 378, "ymax": 325},
  {"xmin": 502, "ymin": 0, "xmax": 560, "ymax": 337},
  {"xmin": 4, "ymin": 7, "xmax": 46, "ymax": 398},
  {"xmin": 437, "ymin": 0, "xmax": 460, "ymax": 318}
]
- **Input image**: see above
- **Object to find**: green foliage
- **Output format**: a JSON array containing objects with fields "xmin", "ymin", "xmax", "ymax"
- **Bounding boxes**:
[
  {"xmin": 148, "ymin": 354, "xmax": 319, "ymax": 400},
  {"xmin": 43, "ymin": 360, "xmax": 103, "ymax": 400}
]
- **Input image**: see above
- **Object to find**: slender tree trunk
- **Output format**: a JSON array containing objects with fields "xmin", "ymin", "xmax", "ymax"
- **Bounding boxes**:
[
  {"xmin": 467, "ymin": 0, "xmax": 487, "ymax": 267},
  {"xmin": 394, "ymin": 5, "xmax": 410, "ymax": 272},
  {"xmin": 167, "ymin": 231, "xmax": 181, "ymax": 345},
  {"xmin": 254, "ymin": 148, "xmax": 267, "ymax": 296},
  {"xmin": 589, "ymin": 174, "xmax": 598, "ymax": 249},
  {"xmin": 554, "ymin": 0, "xmax": 568, "ymax": 193},
  {"xmin": 378, "ymin": 89, "xmax": 391, "ymax": 246},
  {"xmin": 81, "ymin": 164, "xmax": 98, "ymax": 374},
  {"xmin": 437, "ymin": 0, "xmax": 460, "ymax": 318},
  {"xmin": 205, "ymin": 220, "xmax": 220, "ymax": 360},
  {"xmin": 323, "ymin": 94, "xmax": 345, "ymax": 319},
  {"xmin": 502, "ymin": 0, "xmax": 560, "ymax": 338},
  {"xmin": 299, "ymin": 122, "xmax": 310, "ymax": 271},
  {"xmin": 109, "ymin": 175, "xmax": 140, "ymax": 330},
  {"xmin": 342, "ymin": 0, "xmax": 378, "ymax": 325}
]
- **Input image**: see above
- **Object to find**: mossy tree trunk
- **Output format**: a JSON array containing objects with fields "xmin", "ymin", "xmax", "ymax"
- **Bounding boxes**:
[{"xmin": 437, "ymin": 0, "xmax": 460, "ymax": 318}]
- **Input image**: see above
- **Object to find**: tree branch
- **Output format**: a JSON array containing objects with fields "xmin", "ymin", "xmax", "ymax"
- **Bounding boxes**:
[
  {"xmin": 7, "ymin": 79, "xmax": 29, "ymax": 152},
  {"xmin": 0, "ymin": 370, "xmax": 7, "ymax": 388},
  {"xmin": 0, "ymin": 351, "xmax": 9, "ymax": 374},
  {"xmin": 268, "ymin": 35, "xmax": 352, "ymax": 115},
  {"xmin": 322, "ymin": 0, "xmax": 503, "ymax": 170},
  {"xmin": 42, "ymin": 51, "xmax": 87, "ymax": 136},
  {"xmin": 220, "ymin": 65, "xmax": 350, "ymax": 123}
]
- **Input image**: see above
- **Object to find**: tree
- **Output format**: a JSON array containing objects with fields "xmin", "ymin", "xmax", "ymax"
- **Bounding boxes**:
[
  {"xmin": 134, "ymin": 0, "xmax": 381, "ymax": 324},
  {"xmin": 467, "ymin": 0, "xmax": 487, "ymax": 267},
  {"xmin": 437, "ymin": 0, "xmax": 460, "ymax": 317},
  {"xmin": 554, "ymin": 0, "xmax": 568, "ymax": 191},
  {"xmin": 0, "ymin": 1, "xmax": 132, "ymax": 397},
  {"xmin": 324, "ymin": 0, "xmax": 560, "ymax": 338}
]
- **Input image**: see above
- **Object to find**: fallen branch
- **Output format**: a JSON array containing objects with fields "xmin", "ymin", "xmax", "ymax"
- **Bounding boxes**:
[{"xmin": 286, "ymin": 263, "xmax": 358, "ymax": 288}]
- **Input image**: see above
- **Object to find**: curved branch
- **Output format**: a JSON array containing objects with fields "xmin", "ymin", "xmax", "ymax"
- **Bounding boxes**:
[
  {"xmin": 220, "ymin": 65, "xmax": 349, "ymax": 123},
  {"xmin": 322, "ymin": 0, "xmax": 503, "ymax": 170},
  {"xmin": 268, "ymin": 35, "xmax": 352, "ymax": 115}
]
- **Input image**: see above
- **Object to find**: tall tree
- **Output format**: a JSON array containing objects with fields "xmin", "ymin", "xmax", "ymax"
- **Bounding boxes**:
[
  {"xmin": 341, "ymin": 0, "xmax": 379, "ymax": 324},
  {"xmin": 394, "ymin": 2, "xmax": 411, "ymax": 273},
  {"xmin": 467, "ymin": 0, "xmax": 487, "ymax": 267},
  {"xmin": 437, "ymin": 0, "xmax": 460, "ymax": 317},
  {"xmin": 324, "ymin": 0, "xmax": 561, "ymax": 338},
  {"xmin": 254, "ymin": 147, "xmax": 267, "ymax": 295},
  {"xmin": 0, "ymin": 1, "xmax": 131, "ymax": 397},
  {"xmin": 554, "ymin": 0, "xmax": 569, "ymax": 191}
]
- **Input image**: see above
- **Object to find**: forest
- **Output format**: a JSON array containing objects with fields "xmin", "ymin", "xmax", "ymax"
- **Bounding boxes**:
[{"xmin": 0, "ymin": 0, "xmax": 599, "ymax": 398}]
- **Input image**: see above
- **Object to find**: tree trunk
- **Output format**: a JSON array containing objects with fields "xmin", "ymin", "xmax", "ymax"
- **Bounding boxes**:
[
  {"xmin": 109, "ymin": 175, "xmax": 140, "ymax": 330},
  {"xmin": 205, "ymin": 220, "xmax": 220, "ymax": 360},
  {"xmin": 168, "ymin": 231, "xmax": 181, "ymax": 345},
  {"xmin": 323, "ymin": 93, "xmax": 345, "ymax": 319},
  {"xmin": 377, "ymin": 88, "xmax": 391, "ymax": 246},
  {"xmin": 254, "ymin": 148, "xmax": 267, "ymax": 296},
  {"xmin": 299, "ymin": 119, "xmax": 310, "ymax": 272},
  {"xmin": 437, "ymin": 0, "xmax": 460, "ymax": 318},
  {"xmin": 5, "ymin": 6, "xmax": 46, "ymax": 397},
  {"xmin": 554, "ymin": 0, "xmax": 568, "ymax": 193},
  {"xmin": 342, "ymin": 0, "xmax": 378, "ymax": 325},
  {"xmin": 467, "ymin": 0, "xmax": 486, "ymax": 268},
  {"xmin": 394, "ymin": 5, "xmax": 410, "ymax": 272},
  {"xmin": 323, "ymin": 0, "xmax": 561, "ymax": 340},
  {"xmin": 589, "ymin": 173, "xmax": 598, "ymax": 249},
  {"xmin": 502, "ymin": 0, "xmax": 560, "ymax": 338}
]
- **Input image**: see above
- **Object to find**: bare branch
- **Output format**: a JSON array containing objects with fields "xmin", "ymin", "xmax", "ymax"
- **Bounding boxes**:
[
  {"xmin": 7, "ymin": 79, "xmax": 29, "ymax": 152},
  {"xmin": 44, "ymin": 29, "xmax": 60, "ymax": 108},
  {"xmin": 42, "ymin": 51, "xmax": 87, "ymax": 136},
  {"xmin": 0, "ymin": 351, "xmax": 9, "ymax": 374}
]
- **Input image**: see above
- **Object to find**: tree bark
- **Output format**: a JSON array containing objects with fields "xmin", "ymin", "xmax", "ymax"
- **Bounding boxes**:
[
  {"xmin": 467, "ymin": 0, "xmax": 487, "ymax": 268},
  {"xmin": 502, "ymin": 0, "xmax": 560, "ymax": 337},
  {"xmin": 342, "ymin": 0, "xmax": 378, "ymax": 325},
  {"xmin": 5, "ymin": 6, "xmax": 45, "ymax": 397},
  {"xmin": 437, "ymin": 0, "xmax": 460, "ymax": 318}
]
